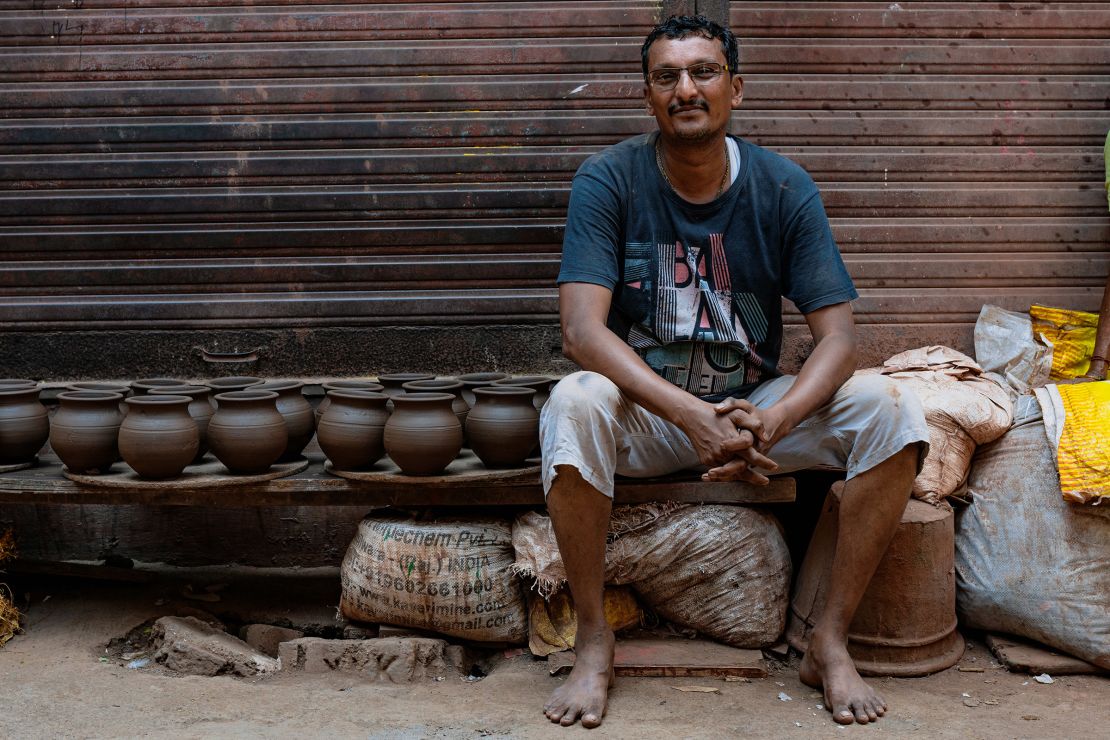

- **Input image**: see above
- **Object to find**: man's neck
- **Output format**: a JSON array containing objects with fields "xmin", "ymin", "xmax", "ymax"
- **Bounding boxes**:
[{"xmin": 656, "ymin": 133, "xmax": 731, "ymax": 204}]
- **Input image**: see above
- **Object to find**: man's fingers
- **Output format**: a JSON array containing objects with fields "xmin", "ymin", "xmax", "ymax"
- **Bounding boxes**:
[
  {"xmin": 714, "ymin": 398, "xmax": 755, "ymax": 415},
  {"xmin": 719, "ymin": 438, "xmax": 779, "ymax": 471},
  {"xmin": 725, "ymin": 409, "xmax": 768, "ymax": 442}
]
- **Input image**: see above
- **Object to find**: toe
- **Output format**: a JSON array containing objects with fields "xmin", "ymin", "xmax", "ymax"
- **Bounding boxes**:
[
  {"xmin": 833, "ymin": 706, "xmax": 855, "ymax": 725},
  {"xmin": 560, "ymin": 711, "xmax": 580, "ymax": 727},
  {"xmin": 581, "ymin": 712, "xmax": 602, "ymax": 729},
  {"xmin": 854, "ymin": 705, "xmax": 870, "ymax": 724}
]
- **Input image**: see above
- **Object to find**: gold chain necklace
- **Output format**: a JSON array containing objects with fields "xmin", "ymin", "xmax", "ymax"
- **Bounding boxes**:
[{"xmin": 656, "ymin": 141, "xmax": 730, "ymax": 199}]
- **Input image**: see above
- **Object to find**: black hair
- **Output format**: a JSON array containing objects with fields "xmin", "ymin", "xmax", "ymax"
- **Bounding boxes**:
[{"xmin": 640, "ymin": 15, "xmax": 739, "ymax": 79}]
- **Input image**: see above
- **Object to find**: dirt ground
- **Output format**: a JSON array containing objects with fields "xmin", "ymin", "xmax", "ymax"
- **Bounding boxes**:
[{"xmin": 1, "ymin": 564, "xmax": 1108, "ymax": 739}]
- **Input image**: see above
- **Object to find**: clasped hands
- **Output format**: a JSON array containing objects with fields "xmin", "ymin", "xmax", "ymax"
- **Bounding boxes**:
[{"xmin": 689, "ymin": 398, "xmax": 790, "ymax": 485}]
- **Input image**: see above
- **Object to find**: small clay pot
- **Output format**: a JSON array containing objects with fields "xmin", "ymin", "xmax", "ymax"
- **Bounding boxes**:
[
  {"xmin": 206, "ymin": 376, "xmax": 264, "ymax": 394},
  {"xmin": 150, "ymin": 385, "xmax": 215, "ymax": 463},
  {"xmin": 466, "ymin": 387, "xmax": 539, "ymax": 468},
  {"xmin": 50, "ymin": 391, "xmax": 123, "ymax": 474},
  {"xmin": 456, "ymin": 372, "xmax": 509, "ymax": 407},
  {"xmin": 0, "ymin": 385, "xmax": 49, "ymax": 465},
  {"xmin": 315, "ymin": 380, "xmax": 385, "ymax": 426},
  {"xmin": 377, "ymin": 373, "xmax": 436, "ymax": 399},
  {"xmin": 208, "ymin": 390, "xmax": 287, "ymax": 475},
  {"xmin": 68, "ymin": 382, "xmax": 131, "ymax": 414},
  {"xmin": 118, "ymin": 395, "xmax": 199, "ymax": 479},
  {"xmin": 131, "ymin": 378, "xmax": 187, "ymax": 396},
  {"xmin": 402, "ymin": 379, "xmax": 469, "ymax": 435},
  {"xmin": 492, "ymin": 376, "xmax": 555, "ymax": 410},
  {"xmin": 384, "ymin": 392, "xmax": 462, "ymax": 476},
  {"xmin": 255, "ymin": 380, "xmax": 315, "ymax": 461},
  {"xmin": 317, "ymin": 390, "xmax": 390, "ymax": 470}
]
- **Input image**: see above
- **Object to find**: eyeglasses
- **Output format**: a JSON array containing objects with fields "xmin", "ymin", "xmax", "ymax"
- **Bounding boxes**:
[{"xmin": 646, "ymin": 62, "xmax": 729, "ymax": 91}]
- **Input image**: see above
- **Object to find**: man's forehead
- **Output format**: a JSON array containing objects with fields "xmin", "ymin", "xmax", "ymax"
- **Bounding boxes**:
[{"xmin": 647, "ymin": 35, "xmax": 724, "ymax": 68}]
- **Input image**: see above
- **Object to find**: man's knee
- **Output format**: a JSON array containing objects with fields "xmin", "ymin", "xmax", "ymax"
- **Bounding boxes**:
[
  {"xmin": 837, "ymin": 373, "xmax": 924, "ymax": 426},
  {"xmin": 544, "ymin": 371, "xmax": 622, "ymax": 420}
]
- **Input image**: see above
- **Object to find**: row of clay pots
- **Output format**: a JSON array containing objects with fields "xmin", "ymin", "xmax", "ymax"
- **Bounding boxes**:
[
  {"xmin": 0, "ymin": 373, "xmax": 555, "ymax": 478},
  {"xmin": 318, "ymin": 385, "xmax": 540, "ymax": 475}
]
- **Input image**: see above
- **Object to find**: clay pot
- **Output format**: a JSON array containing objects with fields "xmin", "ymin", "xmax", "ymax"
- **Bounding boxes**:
[
  {"xmin": 131, "ymin": 378, "xmax": 187, "ymax": 396},
  {"xmin": 466, "ymin": 387, "xmax": 539, "ymax": 468},
  {"xmin": 208, "ymin": 390, "xmax": 287, "ymax": 475},
  {"xmin": 317, "ymin": 390, "xmax": 390, "ymax": 470},
  {"xmin": 456, "ymin": 372, "xmax": 509, "ymax": 406},
  {"xmin": 0, "ymin": 385, "xmax": 49, "ymax": 465},
  {"xmin": 150, "ymin": 385, "xmax": 215, "ymax": 463},
  {"xmin": 255, "ymin": 380, "xmax": 315, "ymax": 461},
  {"xmin": 68, "ymin": 382, "xmax": 131, "ymax": 415},
  {"xmin": 377, "ymin": 373, "xmax": 436, "ymax": 399},
  {"xmin": 206, "ymin": 376, "xmax": 264, "ymax": 394},
  {"xmin": 0, "ymin": 378, "xmax": 38, "ymax": 389},
  {"xmin": 315, "ymin": 380, "xmax": 385, "ymax": 426},
  {"xmin": 118, "ymin": 395, "xmax": 199, "ymax": 479},
  {"xmin": 383, "ymin": 392, "xmax": 462, "ymax": 476},
  {"xmin": 49, "ymin": 391, "xmax": 123, "ymax": 474},
  {"xmin": 492, "ymin": 375, "xmax": 555, "ymax": 410},
  {"xmin": 402, "ymin": 379, "xmax": 469, "ymax": 434}
]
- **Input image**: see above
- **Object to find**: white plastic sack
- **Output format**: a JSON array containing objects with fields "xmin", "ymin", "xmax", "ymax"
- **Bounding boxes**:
[
  {"xmin": 955, "ymin": 396, "xmax": 1110, "ymax": 668},
  {"xmin": 973, "ymin": 304, "xmax": 1052, "ymax": 396}
]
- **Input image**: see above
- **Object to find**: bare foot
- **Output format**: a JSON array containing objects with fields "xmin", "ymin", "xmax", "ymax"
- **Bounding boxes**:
[
  {"xmin": 543, "ymin": 626, "xmax": 615, "ymax": 728},
  {"xmin": 799, "ymin": 633, "xmax": 887, "ymax": 725}
]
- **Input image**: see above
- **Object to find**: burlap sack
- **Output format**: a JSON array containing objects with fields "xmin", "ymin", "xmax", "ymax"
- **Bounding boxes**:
[
  {"xmin": 513, "ymin": 504, "xmax": 791, "ymax": 648},
  {"xmin": 341, "ymin": 512, "xmax": 527, "ymax": 643}
]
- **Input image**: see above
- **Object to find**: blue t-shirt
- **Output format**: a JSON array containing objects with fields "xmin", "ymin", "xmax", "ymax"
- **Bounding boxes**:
[{"xmin": 558, "ymin": 132, "xmax": 857, "ymax": 400}]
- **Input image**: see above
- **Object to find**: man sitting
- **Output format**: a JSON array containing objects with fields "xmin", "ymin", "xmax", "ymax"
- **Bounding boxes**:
[{"xmin": 538, "ymin": 15, "xmax": 929, "ymax": 729}]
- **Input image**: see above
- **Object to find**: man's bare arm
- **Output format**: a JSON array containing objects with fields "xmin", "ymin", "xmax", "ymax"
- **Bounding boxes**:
[{"xmin": 560, "ymin": 281, "xmax": 774, "ymax": 475}]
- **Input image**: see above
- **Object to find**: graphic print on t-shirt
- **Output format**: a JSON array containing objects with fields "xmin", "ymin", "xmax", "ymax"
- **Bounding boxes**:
[{"xmin": 624, "ymin": 234, "xmax": 769, "ymax": 396}]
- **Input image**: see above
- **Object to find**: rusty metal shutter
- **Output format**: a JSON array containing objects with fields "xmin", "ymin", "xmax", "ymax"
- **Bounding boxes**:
[{"xmin": 0, "ymin": 1, "xmax": 1107, "ymax": 378}]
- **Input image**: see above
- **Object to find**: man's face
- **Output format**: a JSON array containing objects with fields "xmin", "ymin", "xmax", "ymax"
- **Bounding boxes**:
[{"xmin": 644, "ymin": 35, "xmax": 743, "ymax": 142}]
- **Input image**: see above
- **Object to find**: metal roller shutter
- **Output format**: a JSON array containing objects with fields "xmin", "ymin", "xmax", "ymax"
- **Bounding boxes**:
[{"xmin": 0, "ymin": 1, "xmax": 1107, "ymax": 378}]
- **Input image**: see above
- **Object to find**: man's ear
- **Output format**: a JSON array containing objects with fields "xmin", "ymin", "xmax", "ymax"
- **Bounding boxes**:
[
  {"xmin": 644, "ymin": 82, "xmax": 655, "ymax": 115},
  {"xmin": 731, "ymin": 75, "xmax": 745, "ymax": 108}
]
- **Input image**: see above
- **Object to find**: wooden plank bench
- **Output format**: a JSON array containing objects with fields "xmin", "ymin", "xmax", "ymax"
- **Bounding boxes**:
[{"xmin": 0, "ymin": 450, "xmax": 795, "ymax": 509}]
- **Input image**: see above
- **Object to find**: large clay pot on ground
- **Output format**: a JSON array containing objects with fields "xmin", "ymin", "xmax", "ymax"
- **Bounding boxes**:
[
  {"xmin": 456, "ymin": 372, "xmax": 509, "ymax": 407},
  {"xmin": 317, "ymin": 390, "xmax": 390, "ymax": 470},
  {"xmin": 206, "ymin": 376, "xmax": 264, "ymax": 394},
  {"xmin": 0, "ymin": 385, "xmax": 49, "ymax": 465},
  {"xmin": 208, "ymin": 390, "xmax": 287, "ymax": 475},
  {"xmin": 118, "ymin": 395, "xmax": 198, "ymax": 479},
  {"xmin": 402, "ymin": 379, "xmax": 470, "ymax": 435},
  {"xmin": 492, "ymin": 375, "xmax": 555, "ymax": 410},
  {"xmin": 131, "ymin": 378, "xmax": 187, "ymax": 396},
  {"xmin": 150, "ymin": 385, "xmax": 215, "ymax": 463},
  {"xmin": 315, "ymin": 380, "xmax": 385, "ymax": 426},
  {"xmin": 466, "ymin": 387, "xmax": 539, "ymax": 468},
  {"xmin": 50, "ymin": 391, "xmax": 124, "ymax": 474},
  {"xmin": 255, "ymin": 380, "xmax": 315, "ymax": 461},
  {"xmin": 384, "ymin": 392, "xmax": 462, "ymax": 475}
]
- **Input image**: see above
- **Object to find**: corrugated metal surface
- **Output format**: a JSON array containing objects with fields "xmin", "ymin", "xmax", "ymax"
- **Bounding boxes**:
[{"xmin": 0, "ymin": 1, "xmax": 1107, "ymax": 375}]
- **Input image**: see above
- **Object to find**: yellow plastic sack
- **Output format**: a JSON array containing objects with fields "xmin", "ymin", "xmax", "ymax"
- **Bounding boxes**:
[
  {"xmin": 1030, "ymin": 304, "xmax": 1100, "ymax": 380},
  {"xmin": 1035, "ymin": 381, "xmax": 1110, "ymax": 504},
  {"xmin": 527, "ymin": 586, "xmax": 641, "ymax": 657}
]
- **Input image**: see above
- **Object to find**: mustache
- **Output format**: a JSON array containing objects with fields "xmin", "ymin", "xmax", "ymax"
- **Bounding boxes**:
[{"xmin": 668, "ymin": 99, "xmax": 709, "ymax": 114}]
